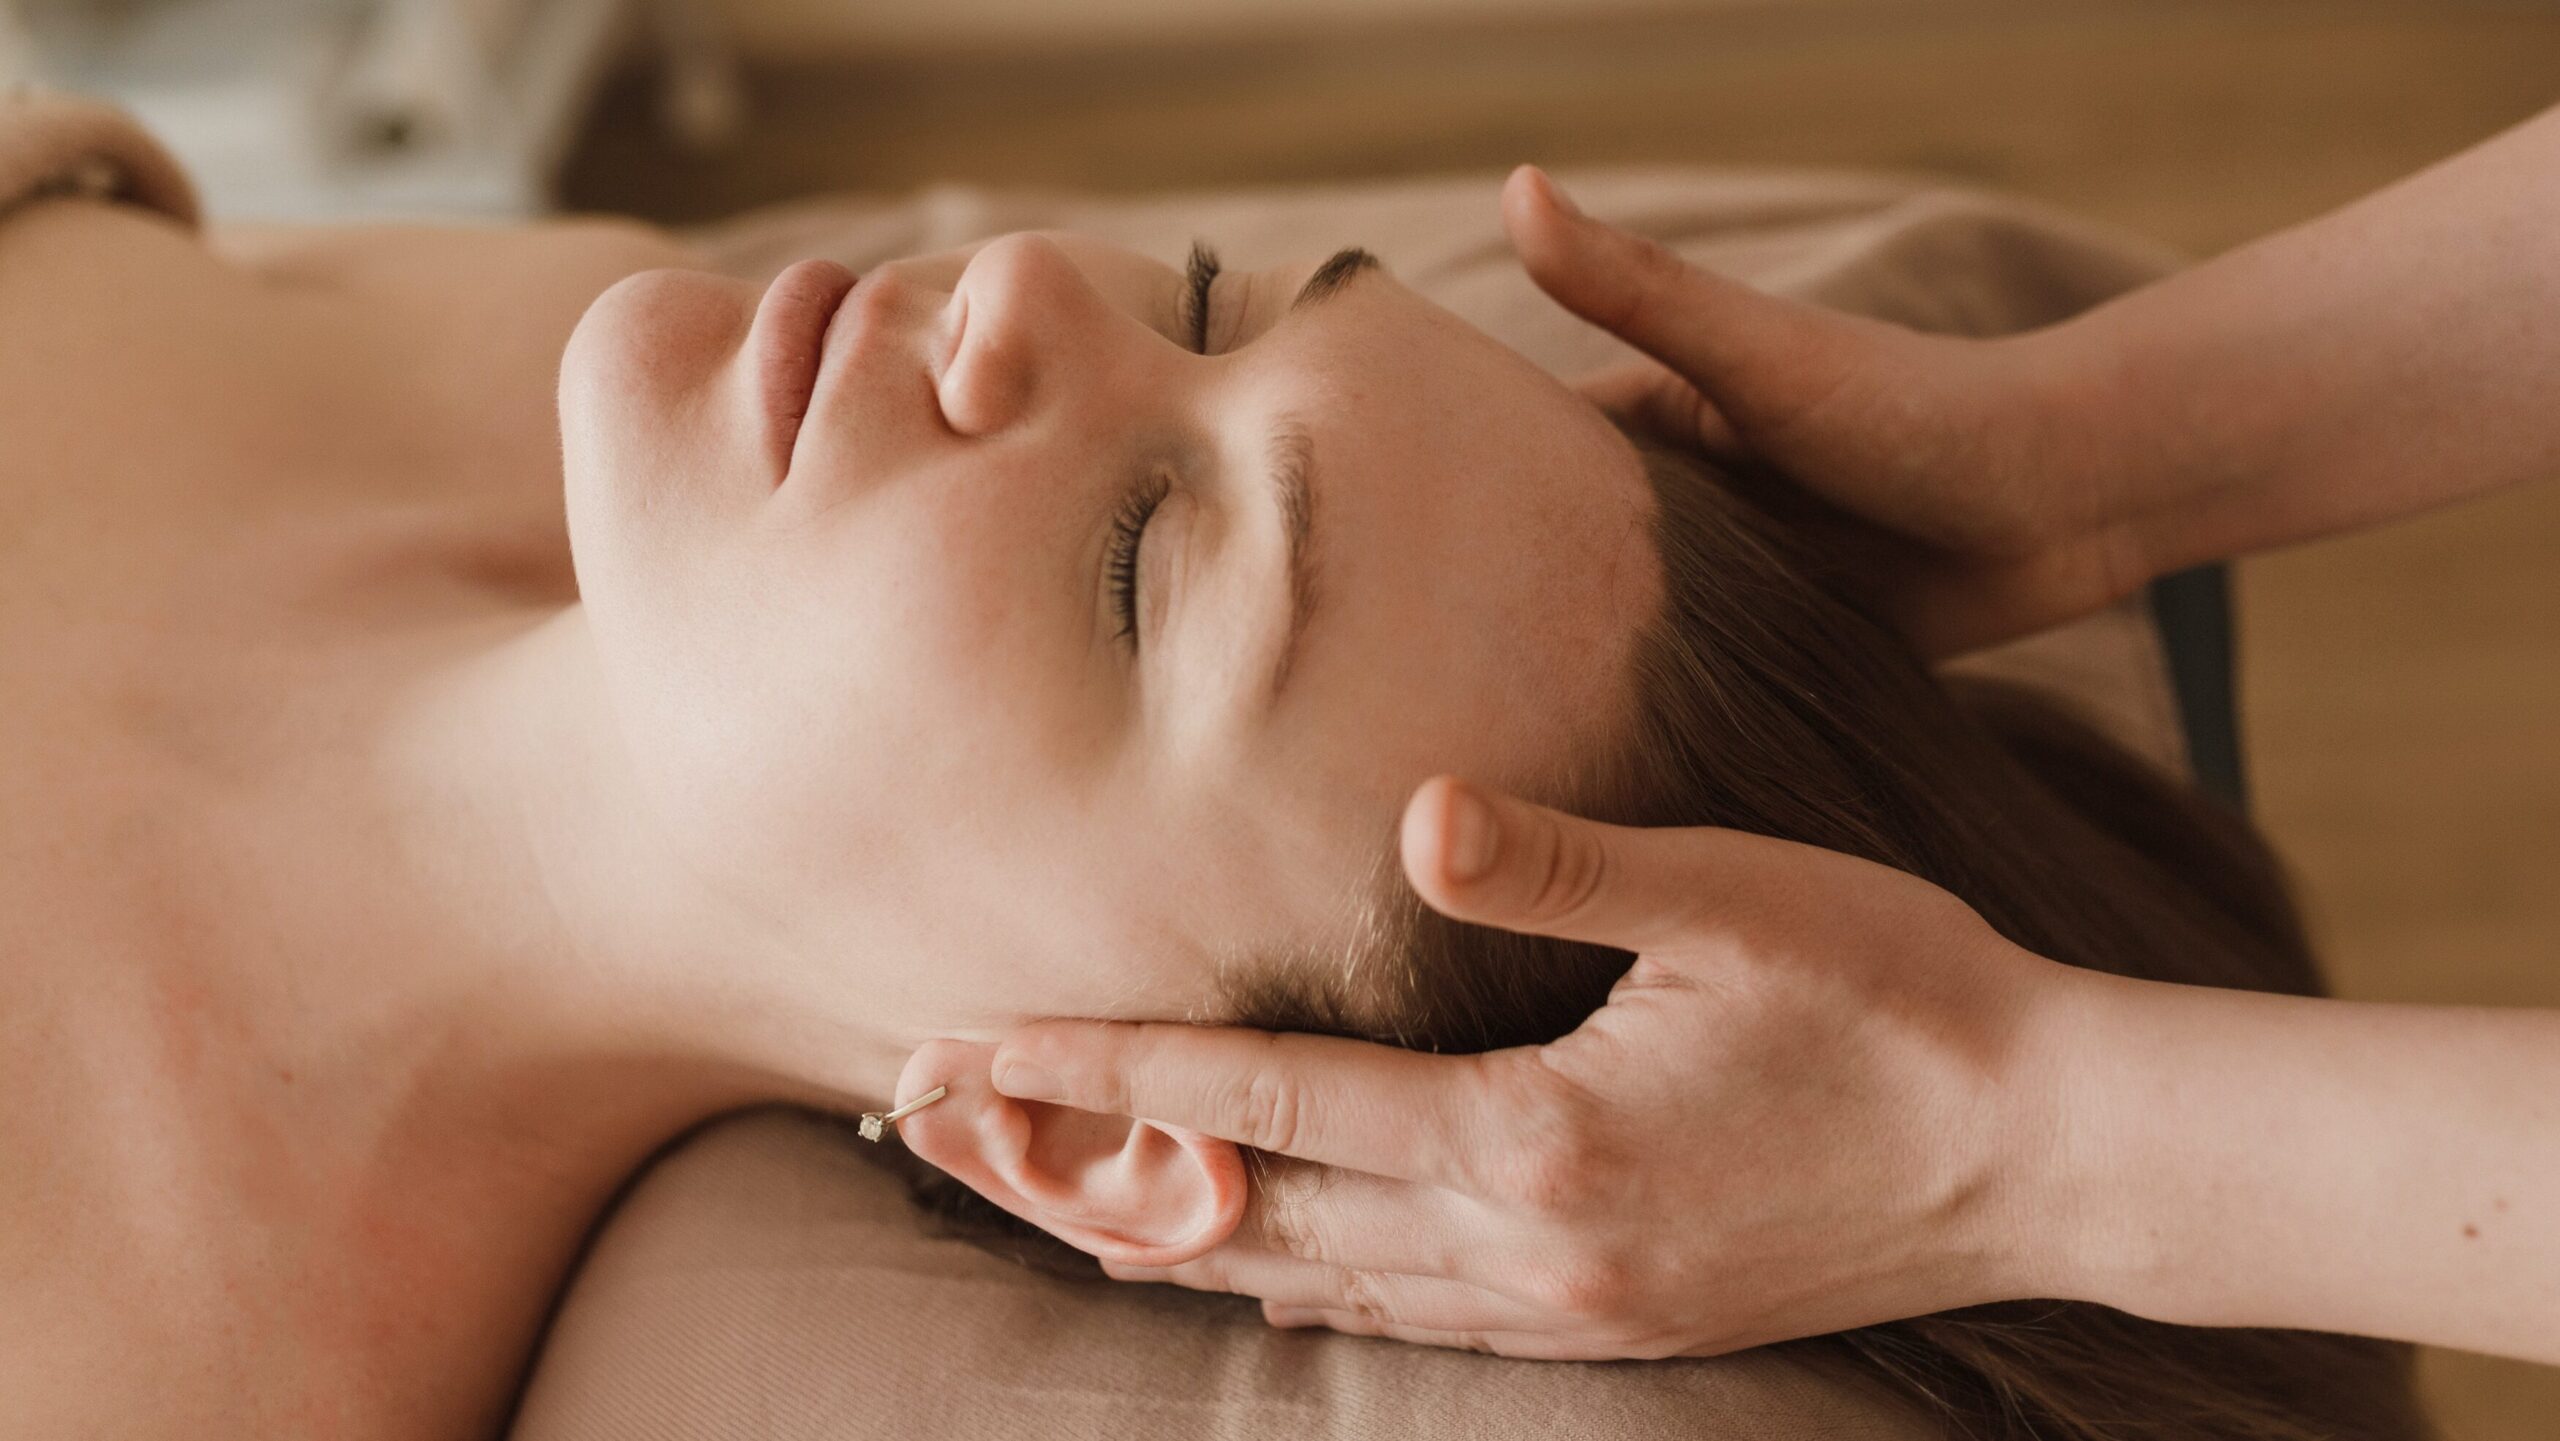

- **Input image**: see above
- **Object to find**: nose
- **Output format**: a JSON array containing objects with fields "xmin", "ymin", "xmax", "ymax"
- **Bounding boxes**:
[{"xmin": 937, "ymin": 233, "xmax": 1148, "ymax": 438}]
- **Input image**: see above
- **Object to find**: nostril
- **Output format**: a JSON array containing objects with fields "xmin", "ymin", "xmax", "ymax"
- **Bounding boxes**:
[{"xmin": 934, "ymin": 290, "xmax": 970, "ymax": 387}]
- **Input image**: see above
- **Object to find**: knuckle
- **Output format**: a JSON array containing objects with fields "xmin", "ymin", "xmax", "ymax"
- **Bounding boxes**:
[
  {"xmin": 1336, "ymin": 1267, "xmax": 1394, "ymax": 1323},
  {"xmin": 1249, "ymin": 1189, "xmax": 1326, "ymax": 1265},
  {"xmin": 1526, "ymin": 1252, "xmax": 1635, "ymax": 1324},
  {"xmin": 1481, "ymin": 1077, "xmax": 1602, "ymax": 1214},
  {"xmin": 1523, "ymin": 824, "xmax": 1613, "ymax": 930},
  {"xmin": 1235, "ymin": 1061, "xmax": 1306, "ymax": 1157},
  {"xmin": 1256, "ymin": 1155, "xmax": 1327, "ymax": 1210}
]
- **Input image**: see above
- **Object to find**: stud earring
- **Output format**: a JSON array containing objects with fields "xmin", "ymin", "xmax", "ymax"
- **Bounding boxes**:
[{"xmin": 858, "ymin": 1085, "xmax": 948, "ymax": 1142}]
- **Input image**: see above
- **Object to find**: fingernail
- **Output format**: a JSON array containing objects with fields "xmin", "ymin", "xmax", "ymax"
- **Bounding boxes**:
[
  {"xmin": 1444, "ymin": 784, "xmax": 1498, "ymax": 884},
  {"xmin": 1533, "ymin": 166, "xmax": 1584, "ymax": 220},
  {"xmin": 1265, "ymin": 1305, "xmax": 1321, "ymax": 1329},
  {"xmin": 993, "ymin": 1059, "xmax": 1063, "ymax": 1102}
]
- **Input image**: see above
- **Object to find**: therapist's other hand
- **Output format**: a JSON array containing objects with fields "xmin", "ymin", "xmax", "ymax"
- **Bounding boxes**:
[
  {"xmin": 1499, "ymin": 164, "xmax": 2159, "ymax": 658},
  {"xmin": 988, "ymin": 775, "xmax": 2088, "ymax": 1360}
]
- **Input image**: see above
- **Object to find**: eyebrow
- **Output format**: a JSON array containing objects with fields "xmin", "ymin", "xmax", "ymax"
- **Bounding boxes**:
[
  {"xmin": 1257, "ymin": 247, "xmax": 1380, "ymax": 708},
  {"xmin": 1290, "ymin": 246, "xmax": 1380, "ymax": 314},
  {"xmin": 1265, "ymin": 415, "xmax": 1320, "ymax": 707}
]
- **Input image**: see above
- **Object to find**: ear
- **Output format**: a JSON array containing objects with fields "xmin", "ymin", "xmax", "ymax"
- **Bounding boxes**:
[{"xmin": 892, "ymin": 1039, "xmax": 1247, "ymax": 1267}]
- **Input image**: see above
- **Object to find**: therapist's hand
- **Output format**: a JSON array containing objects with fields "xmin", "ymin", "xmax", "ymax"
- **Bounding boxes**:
[
  {"xmin": 989, "ymin": 775, "xmax": 2094, "ymax": 1359},
  {"xmin": 1499, "ymin": 164, "xmax": 2164, "ymax": 658}
]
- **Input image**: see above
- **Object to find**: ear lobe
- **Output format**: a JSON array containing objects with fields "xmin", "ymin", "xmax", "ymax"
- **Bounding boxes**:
[{"xmin": 895, "ymin": 1040, "xmax": 1247, "ymax": 1267}]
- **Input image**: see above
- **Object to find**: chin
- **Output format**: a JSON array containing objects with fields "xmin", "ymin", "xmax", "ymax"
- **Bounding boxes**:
[
  {"xmin": 560, "ymin": 267, "xmax": 741, "ymax": 433},
  {"xmin": 559, "ymin": 266, "xmax": 761, "ymax": 542}
]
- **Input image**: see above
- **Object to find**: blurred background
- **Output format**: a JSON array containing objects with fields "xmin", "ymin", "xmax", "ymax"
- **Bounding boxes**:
[{"xmin": 8, "ymin": 0, "xmax": 2553, "ymax": 1435}]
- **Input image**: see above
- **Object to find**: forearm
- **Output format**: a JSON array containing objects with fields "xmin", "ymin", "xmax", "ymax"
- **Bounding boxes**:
[
  {"xmin": 2051, "ymin": 102, "xmax": 2560, "ymax": 576},
  {"xmin": 2040, "ymin": 970, "xmax": 2560, "ymax": 1361}
]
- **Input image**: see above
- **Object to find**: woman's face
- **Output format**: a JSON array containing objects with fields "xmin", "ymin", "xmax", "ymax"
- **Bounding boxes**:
[{"xmin": 558, "ymin": 231, "xmax": 1659, "ymax": 1038}]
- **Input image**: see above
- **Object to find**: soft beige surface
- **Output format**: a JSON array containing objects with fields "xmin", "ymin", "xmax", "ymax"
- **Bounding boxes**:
[
  {"xmin": 513, "ymin": 1110, "xmax": 1941, "ymax": 1441},
  {"xmin": 509, "ymin": 165, "xmax": 2192, "ymax": 1439}
]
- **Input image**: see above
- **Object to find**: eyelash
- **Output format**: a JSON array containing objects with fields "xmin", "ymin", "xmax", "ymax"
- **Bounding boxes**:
[
  {"xmin": 1106, "ymin": 472, "xmax": 1171, "ymax": 651},
  {"xmin": 1106, "ymin": 241, "xmax": 1220, "ymax": 653},
  {"xmin": 1179, "ymin": 239, "xmax": 1222, "ymax": 354}
]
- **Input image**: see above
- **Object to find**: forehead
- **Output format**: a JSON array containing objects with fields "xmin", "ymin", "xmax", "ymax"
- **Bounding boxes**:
[{"xmin": 1179, "ymin": 270, "xmax": 1663, "ymax": 941}]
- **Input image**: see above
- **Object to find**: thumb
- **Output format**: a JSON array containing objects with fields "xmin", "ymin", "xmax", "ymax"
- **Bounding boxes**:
[
  {"xmin": 1501, "ymin": 164, "xmax": 1871, "ymax": 433},
  {"xmin": 1399, "ymin": 774, "xmax": 1760, "ymax": 954}
]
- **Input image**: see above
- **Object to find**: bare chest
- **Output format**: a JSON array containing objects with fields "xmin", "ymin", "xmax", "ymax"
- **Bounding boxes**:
[{"xmin": 0, "ymin": 203, "xmax": 702, "ymax": 1439}]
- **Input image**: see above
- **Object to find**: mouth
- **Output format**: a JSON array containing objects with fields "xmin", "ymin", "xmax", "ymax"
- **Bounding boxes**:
[{"xmin": 751, "ymin": 258, "xmax": 862, "ymax": 485}]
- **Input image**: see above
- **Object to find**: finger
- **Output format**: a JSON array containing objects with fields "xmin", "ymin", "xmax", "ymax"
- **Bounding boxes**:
[
  {"xmin": 1232, "ymin": 1158, "xmax": 1470, "ymax": 1275},
  {"xmin": 1500, "ymin": 163, "xmax": 1870, "ymax": 431},
  {"xmin": 990, "ymin": 1020, "xmax": 1502, "ymax": 1186},
  {"xmin": 1571, "ymin": 358, "xmax": 1744, "ymax": 459},
  {"xmin": 1400, "ymin": 773, "xmax": 1807, "ymax": 953},
  {"xmin": 1219, "ymin": 1159, "xmax": 1589, "ymax": 1299},
  {"xmin": 1263, "ymin": 1305, "xmax": 1612, "ymax": 1361},
  {"xmin": 1105, "ymin": 1252, "xmax": 1544, "ymax": 1334}
]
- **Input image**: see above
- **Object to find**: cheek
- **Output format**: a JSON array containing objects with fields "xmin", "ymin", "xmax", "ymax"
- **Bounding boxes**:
[
  {"xmin": 582, "ymin": 450, "xmax": 1119, "ymax": 915},
  {"xmin": 811, "ymin": 464, "xmax": 1115, "ymax": 773}
]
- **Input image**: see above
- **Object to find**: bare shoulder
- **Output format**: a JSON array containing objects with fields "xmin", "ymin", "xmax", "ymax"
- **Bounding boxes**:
[
  {"xmin": 1, "ymin": 198, "xmax": 685, "ymax": 548},
  {"xmin": 0, "ymin": 913, "xmax": 162, "ymax": 1431},
  {"xmin": 0, "ymin": 853, "xmax": 273, "ymax": 1437},
  {"xmin": 206, "ymin": 210, "xmax": 706, "ymax": 311},
  {"xmin": 0, "ymin": 195, "xmax": 206, "ymax": 365}
]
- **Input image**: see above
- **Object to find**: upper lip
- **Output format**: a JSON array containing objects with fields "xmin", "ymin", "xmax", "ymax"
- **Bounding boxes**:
[{"xmin": 753, "ymin": 259, "xmax": 862, "ymax": 484}]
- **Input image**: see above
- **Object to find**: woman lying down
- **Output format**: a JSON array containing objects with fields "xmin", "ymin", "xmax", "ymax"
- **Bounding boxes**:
[{"xmin": 0, "ymin": 102, "xmax": 2421, "ymax": 1441}]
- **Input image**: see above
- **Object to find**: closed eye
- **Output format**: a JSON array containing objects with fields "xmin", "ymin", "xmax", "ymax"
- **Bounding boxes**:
[{"xmin": 1106, "ymin": 472, "xmax": 1169, "ymax": 652}]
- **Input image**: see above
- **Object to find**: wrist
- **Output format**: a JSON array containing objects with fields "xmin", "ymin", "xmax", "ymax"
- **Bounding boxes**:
[
  {"xmin": 2039, "ymin": 290, "xmax": 2286, "ymax": 582},
  {"xmin": 1978, "ymin": 962, "xmax": 2171, "ymax": 1311},
  {"xmin": 2009, "ymin": 316, "xmax": 2153, "ymax": 545}
]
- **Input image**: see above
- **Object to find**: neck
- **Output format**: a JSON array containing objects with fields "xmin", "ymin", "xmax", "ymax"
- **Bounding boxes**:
[
  {"xmin": 371, "ymin": 602, "xmax": 915, "ymax": 1106},
  {"xmin": 179, "ymin": 600, "xmax": 907, "ymax": 1435}
]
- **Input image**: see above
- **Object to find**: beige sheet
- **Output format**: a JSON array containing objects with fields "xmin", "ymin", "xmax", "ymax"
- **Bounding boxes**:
[
  {"xmin": 511, "ymin": 164, "xmax": 2195, "ymax": 1440},
  {"xmin": 514, "ymin": 1109, "xmax": 1939, "ymax": 1441}
]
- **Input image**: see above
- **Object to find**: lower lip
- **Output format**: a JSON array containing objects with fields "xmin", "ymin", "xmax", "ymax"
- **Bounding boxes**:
[{"xmin": 752, "ymin": 258, "xmax": 862, "ymax": 483}]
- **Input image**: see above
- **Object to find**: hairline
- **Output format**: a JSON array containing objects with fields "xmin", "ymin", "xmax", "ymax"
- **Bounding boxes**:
[{"xmin": 1216, "ymin": 419, "xmax": 1675, "ymax": 1047}]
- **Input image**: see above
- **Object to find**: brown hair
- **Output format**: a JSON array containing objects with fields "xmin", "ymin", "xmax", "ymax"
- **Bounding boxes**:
[
  {"xmin": 1217, "ymin": 424, "xmax": 2429, "ymax": 1441},
  {"xmin": 923, "ymin": 423, "xmax": 2430, "ymax": 1440}
]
